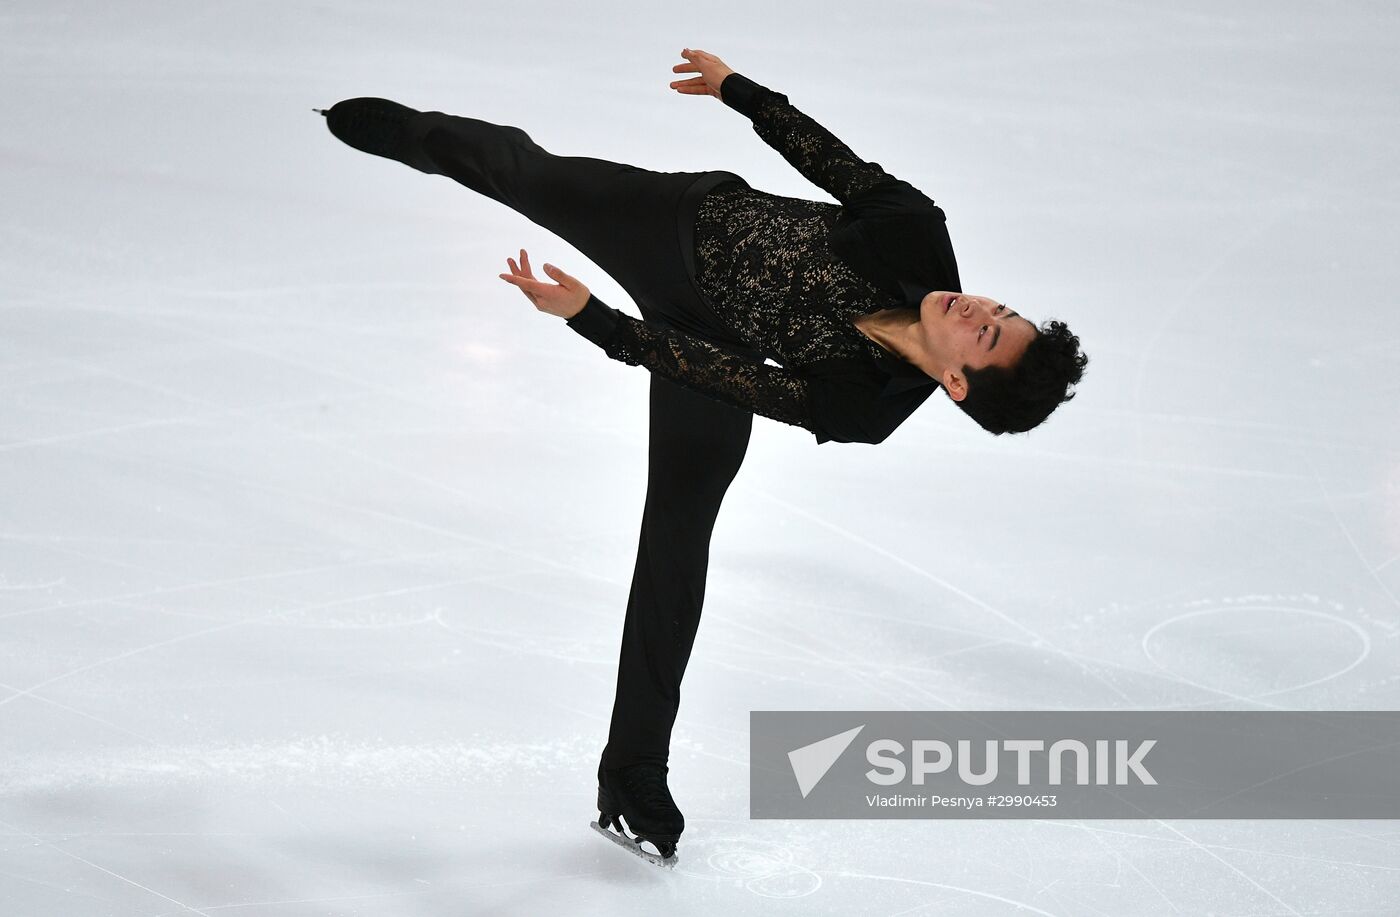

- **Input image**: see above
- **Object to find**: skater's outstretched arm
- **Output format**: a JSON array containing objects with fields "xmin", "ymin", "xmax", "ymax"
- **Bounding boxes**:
[
  {"xmin": 497, "ymin": 250, "xmax": 886, "ymax": 444},
  {"xmin": 670, "ymin": 49, "xmax": 919, "ymax": 207},
  {"xmin": 572, "ymin": 295, "xmax": 816, "ymax": 429}
]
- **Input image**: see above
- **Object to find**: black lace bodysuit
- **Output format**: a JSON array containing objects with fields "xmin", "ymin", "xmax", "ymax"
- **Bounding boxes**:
[{"xmin": 564, "ymin": 72, "xmax": 955, "ymax": 444}]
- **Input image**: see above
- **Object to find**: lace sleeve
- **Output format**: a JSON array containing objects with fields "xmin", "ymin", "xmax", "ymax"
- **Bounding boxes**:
[
  {"xmin": 609, "ymin": 315, "xmax": 817, "ymax": 431},
  {"xmin": 720, "ymin": 72, "xmax": 895, "ymax": 205},
  {"xmin": 566, "ymin": 294, "xmax": 819, "ymax": 434}
]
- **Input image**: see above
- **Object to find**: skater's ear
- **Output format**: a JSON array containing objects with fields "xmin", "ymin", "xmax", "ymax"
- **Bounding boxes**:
[{"xmin": 941, "ymin": 368, "xmax": 970, "ymax": 403}]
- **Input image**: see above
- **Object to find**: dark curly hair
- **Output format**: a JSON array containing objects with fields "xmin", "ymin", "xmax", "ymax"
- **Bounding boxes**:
[{"xmin": 952, "ymin": 319, "xmax": 1087, "ymax": 435}]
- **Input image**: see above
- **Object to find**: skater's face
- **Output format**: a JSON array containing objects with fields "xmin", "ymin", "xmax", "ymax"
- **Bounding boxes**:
[{"xmin": 918, "ymin": 292, "xmax": 1038, "ymax": 402}]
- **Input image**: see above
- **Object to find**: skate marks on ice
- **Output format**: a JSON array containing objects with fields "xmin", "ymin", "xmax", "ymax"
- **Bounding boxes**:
[
  {"xmin": 626, "ymin": 826, "xmax": 1069, "ymax": 913},
  {"xmin": 1139, "ymin": 597, "xmax": 1372, "ymax": 707},
  {"xmin": 673, "ymin": 832, "xmax": 823, "ymax": 897},
  {"xmin": 667, "ymin": 829, "xmax": 1062, "ymax": 913},
  {"xmin": 0, "ymin": 733, "xmax": 602, "ymax": 796},
  {"xmin": 1063, "ymin": 591, "xmax": 1376, "ymax": 708},
  {"xmin": 589, "ymin": 818, "xmax": 845, "ymax": 890}
]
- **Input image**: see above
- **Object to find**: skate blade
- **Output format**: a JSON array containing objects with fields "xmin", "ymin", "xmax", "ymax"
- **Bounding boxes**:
[{"xmin": 590, "ymin": 820, "xmax": 678, "ymax": 869}]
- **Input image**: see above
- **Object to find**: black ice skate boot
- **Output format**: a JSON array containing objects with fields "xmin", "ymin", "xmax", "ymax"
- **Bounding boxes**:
[
  {"xmin": 317, "ymin": 98, "xmax": 426, "ymax": 168},
  {"xmin": 591, "ymin": 760, "xmax": 684, "ymax": 868}
]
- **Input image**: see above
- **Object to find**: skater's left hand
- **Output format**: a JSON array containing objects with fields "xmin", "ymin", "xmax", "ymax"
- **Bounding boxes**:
[{"xmin": 498, "ymin": 249, "xmax": 590, "ymax": 319}]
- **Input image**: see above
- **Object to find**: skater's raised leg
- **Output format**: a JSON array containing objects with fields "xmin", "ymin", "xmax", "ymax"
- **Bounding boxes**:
[{"xmin": 321, "ymin": 97, "xmax": 722, "ymax": 334}]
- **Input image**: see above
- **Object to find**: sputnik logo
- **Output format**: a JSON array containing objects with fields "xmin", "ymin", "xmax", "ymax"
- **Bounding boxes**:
[{"xmin": 787, "ymin": 724, "xmax": 865, "ymax": 798}]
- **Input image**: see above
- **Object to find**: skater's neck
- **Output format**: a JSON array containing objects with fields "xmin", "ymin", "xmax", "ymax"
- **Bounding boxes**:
[{"xmin": 853, "ymin": 308, "xmax": 928, "ymax": 372}]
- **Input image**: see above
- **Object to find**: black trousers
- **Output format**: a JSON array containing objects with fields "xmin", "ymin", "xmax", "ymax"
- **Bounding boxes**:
[{"xmin": 398, "ymin": 108, "xmax": 754, "ymax": 770}]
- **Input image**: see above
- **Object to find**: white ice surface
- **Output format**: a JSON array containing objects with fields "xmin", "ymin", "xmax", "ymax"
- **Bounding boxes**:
[{"xmin": 3, "ymin": 1, "xmax": 1399, "ymax": 914}]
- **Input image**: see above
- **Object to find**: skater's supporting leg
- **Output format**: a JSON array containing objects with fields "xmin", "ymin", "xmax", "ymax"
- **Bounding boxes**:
[{"xmin": 600, "ymin": 373, "xmax": 753, "ymax": 771}]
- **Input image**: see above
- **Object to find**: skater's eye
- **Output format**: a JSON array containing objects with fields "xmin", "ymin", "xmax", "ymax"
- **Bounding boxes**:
[{"xmin": 987, "ymin": 306, "xmax": 1018, "ymax": 352}]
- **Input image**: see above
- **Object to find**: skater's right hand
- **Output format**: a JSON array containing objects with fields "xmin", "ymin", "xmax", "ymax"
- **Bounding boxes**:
[
  {"xmin": 668, "ymin": 48, "xmax": 735, "ymax": 100},
  {"xmin": 498, "ymin": 249, "xmax": 591, "ymax": 320}
]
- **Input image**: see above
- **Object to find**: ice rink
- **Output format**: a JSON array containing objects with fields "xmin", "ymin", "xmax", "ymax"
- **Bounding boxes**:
[{"xmin": 3, "ymin": 1, "xmax": 1399, "ymax": 913}]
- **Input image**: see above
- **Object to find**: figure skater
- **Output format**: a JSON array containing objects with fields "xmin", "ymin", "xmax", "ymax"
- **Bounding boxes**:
[{"xmin": 319, "ymin": 47, "xmax": 1087, "ymax": 867}]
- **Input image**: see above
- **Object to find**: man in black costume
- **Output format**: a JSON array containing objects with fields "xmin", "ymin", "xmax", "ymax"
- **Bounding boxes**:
[{"xmin": 321, "ymin": 47, "xmax": 1087, "ymax": 866}]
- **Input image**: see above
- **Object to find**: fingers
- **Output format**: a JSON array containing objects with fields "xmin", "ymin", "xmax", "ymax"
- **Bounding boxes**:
[
  {"xmin": 675, "ymin": 48, "xmax": 717, "ymax": 70},
  {"xmin": 507, "ymin": 248, "xmax": 536, "ymax": 282},
  {"xmin": 507, "ymin": 249, "xmax": 539, "ymax": 282},
  {"xmin": 541, "ymin": 262, "xmax": 575, "ymax": 288},
  {"xmin": 497, "ymin": 270, "xmax": 537, "ymax": 295},
  {"xmin": 500, "ymin": 250, "xmax": 571, "ymax": 291},
  {"xmin": 673, "ymin": 49, "xmax": 724, "ymax": 96},
  {"xmin": 498, "ymin": 252, "xmax": 587, "ymax": 318},
  {"xmin": 501, "ymin": 251, "xmax": 541, "ymax": 300},
  {"xmin": 669, "ymin": 76, "xmax": 707, "ymax": 91}
]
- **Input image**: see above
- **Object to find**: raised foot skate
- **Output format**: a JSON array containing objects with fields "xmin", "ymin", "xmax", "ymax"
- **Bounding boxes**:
[
  {"xmin": 590, "ymin": 811, "xmax": 678, "ymax": 868},
  {"xmin": 320, "ymin": 97, "xmax": 423, "ymax": 164}
]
